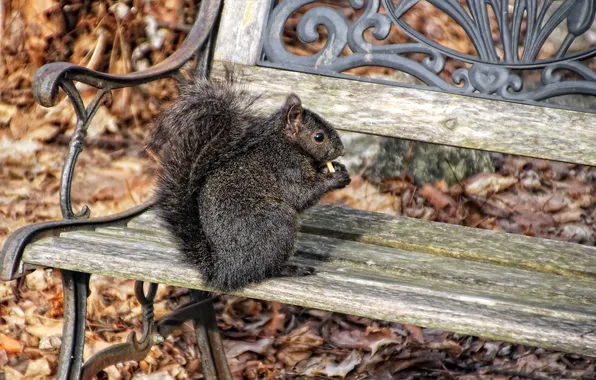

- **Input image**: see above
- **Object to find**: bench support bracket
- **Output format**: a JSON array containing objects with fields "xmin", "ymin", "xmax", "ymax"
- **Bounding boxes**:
[{"xmin": 53, "ymin": 273, "xmax": 232, "ymax": 379}]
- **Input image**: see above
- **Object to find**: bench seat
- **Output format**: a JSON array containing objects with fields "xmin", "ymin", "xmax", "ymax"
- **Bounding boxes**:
[{"xmin": 21, "ymin": 205, "xmax": 596, "ymax": 357}]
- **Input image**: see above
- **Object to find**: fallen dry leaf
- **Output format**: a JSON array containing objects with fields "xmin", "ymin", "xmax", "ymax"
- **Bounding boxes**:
[
  {"xmin": 24, "ymin": 358, "xmax": 52, "ymax": 378},
  {"xmin": 464, "ymin": 173, "xmax": 518, "ymax": 198},
  {"xmin": 0, "ymin": 103, "xmax": 18, "ymax": 124},
  {"xmin": 420, "ymin": 184, "xmax": 457, "ymax": 210},
  {"xmin": 25, "ymin": 318, "xmax": 63, "ymax": 338},
  {"xmin": 132, "ymin": 370, "xmax": 176, "ymax": 380},
  {"xmin": 277, "ymin": 325, "xmax": 324, "ymax": 367},
  {"xmin": 0, "ymin": 333, "xmax": 25, "ymax": 354},
  {"xmin": 3, "ymin": 366, "xmax": 25, "ymax": 380},
  {"xmin": 329, "ymin": 328, "xmax": 402, "ymax": 355},
  {"xmin": 225, "ymin": 338, "xmax": 273, "ymax": 359},
  {"xmin": 553, "ymin": 209, "xmax": 583, "ymax": 224},
  {"xmin": 24, "ymin": 125, "xmax": 60, "ymax": 142},
  {"xmin": 317, "ymin": 350, "xmax": 362, "ymax": 378},
  {"xmin": 403, "ymin": 324, "xmax": 425, "ymax": 344},
  {"xmin": 264, "ymin": 302, "xmax": 286, "ymax": 334}
]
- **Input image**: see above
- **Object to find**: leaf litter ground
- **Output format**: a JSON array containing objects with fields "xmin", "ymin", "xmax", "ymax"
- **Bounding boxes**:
[{"xmin": 0, "ymin": 0, "xmax": 595, "ymax": 379}]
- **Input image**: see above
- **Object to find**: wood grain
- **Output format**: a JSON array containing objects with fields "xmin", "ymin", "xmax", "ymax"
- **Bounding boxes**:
[
  {"xmin": 210, "ymin": 62, "xmax": 596, "ymax": 165},
  {"xmin": 58, "ymin": 227, "xmax": 596, "ymax": 314},
  {"xmin": 23, "ymin": 235, "xmax": 596, "ymax": 357},
  {"xmin": 21, "ymin": 206, "xmax": 596, "ymax": 357},
  {"xmin": 132, "ymin": 206, "xmax": 596, "ymax": 281},
  {"xmin": 213, "ymin": 0, "xmax": 270, "ymax": 65}
]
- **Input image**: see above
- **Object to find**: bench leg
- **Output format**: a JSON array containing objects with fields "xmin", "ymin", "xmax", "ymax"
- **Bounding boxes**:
[
  {"xmin": 56, "ymin": 270, "xmax": 90, "ymax": 380},
  {"xmin": 55, "ymin": 273, "xmax": 234, "ymax": 379},
  {"xmin": 191, "ymin": 290, "xmax": 233, "ymax": 380}
]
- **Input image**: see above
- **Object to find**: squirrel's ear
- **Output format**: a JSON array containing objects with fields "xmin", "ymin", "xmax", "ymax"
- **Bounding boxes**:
[{"xmin": 285, "ymin": 94, "xmax": 302, "ymax": 137}]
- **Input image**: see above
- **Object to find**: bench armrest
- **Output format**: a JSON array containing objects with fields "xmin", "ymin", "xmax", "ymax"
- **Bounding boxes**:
[{"xmin": 1, "ymin": 0, "xmax": 222, "ymax": 281}]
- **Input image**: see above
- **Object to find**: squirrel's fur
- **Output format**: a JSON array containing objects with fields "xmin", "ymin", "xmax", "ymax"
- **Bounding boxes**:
[{"xmin": 146, "ymin": 73, "xmax": 350, "ymax": 291}]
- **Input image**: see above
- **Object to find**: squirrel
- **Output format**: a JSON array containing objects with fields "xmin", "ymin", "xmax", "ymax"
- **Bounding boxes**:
[{"xmin": 145, "ymin": 72, "xmax": 350, "ymax": 291}]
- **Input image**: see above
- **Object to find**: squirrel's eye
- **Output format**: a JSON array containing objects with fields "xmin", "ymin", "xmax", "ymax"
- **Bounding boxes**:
[{"xmin": 313, "ymin": 132, "xmax": 325, "ymax": 143}]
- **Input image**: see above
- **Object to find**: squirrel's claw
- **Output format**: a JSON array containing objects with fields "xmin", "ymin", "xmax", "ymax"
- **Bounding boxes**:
[{"xmin": 279, "ymin": 263, "xmax": 316, "ymax": 277}]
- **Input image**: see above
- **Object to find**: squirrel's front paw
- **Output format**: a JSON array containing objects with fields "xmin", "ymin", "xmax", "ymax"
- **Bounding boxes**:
[{"xmin": 325, "ymin": 163, "xmax": 351, "ymax": 190}]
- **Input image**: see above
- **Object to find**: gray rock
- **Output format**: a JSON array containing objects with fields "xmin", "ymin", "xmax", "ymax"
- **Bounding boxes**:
[
  {"xmin": 340, "ymin": 133, "xmax": 495, "ymax": 186},
  {"xmin": 337, "ymin": 131, "xmax": 381, "ymax": 174}
]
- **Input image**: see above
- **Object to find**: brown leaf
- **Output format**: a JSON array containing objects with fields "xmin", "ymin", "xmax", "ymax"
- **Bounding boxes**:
[
  {"xmin": 557, "ymin": 224, "xmax": 596, "ymax": 245},
  {"xmin": 464, "ymin": 173, "xmax": 518, "ymax": 198},
  {"xmin": 542, "ymin": 195, "xmax": 569, "ymax": 213},
  {"xmin": 513, "ymin": 212, "xmax": 555, "ymax": 230},
  {"xmin": 264, "ymin": 303, "xmax": 286, "ymax": 334},
  {"xmin": 26, "ymin": 318, "xmax": 63, "ymax": 338},
  {"xmin": 0, "ymin": 103, "xmax": 18, "ymax": 125},
  {"xmin": 520, "ymin": 171, "xmax": 541, "ymax": 190},
  {"xmin": 24, "ymin": 358, "xmax": 52, "ymax": 378},
  {"xmin": 420, "ymin": 184, "xmax": 456, "ymax": 210},
  {"xmin": 478, "ymin": 194, "xmax": 514, "ymax": 218},
  {"xmin": 25, "ymin": 269, "xmax": 48, "ymax": 291},
  {"xmin": 380, "ymin": 177, "xmax": 414, "ymax": 195},
  {"xmin": 277, "ymin": 325, "xmax": 324, "ymax": 367},
  {"xmin": 329, "ymin": 328, "xmax": 401, "ymax": 354},
  {"xmin": 133, "ymin": 370, "xmax": 176, "ymax": 380},
  {"xmin": 4, "ymin": 366, "xmax": 25, "ymax": 380},
  {"xmin": 317, "ymin": 350, "xmax": 362, "ymax": 378},
  {"xmin": 403, "ymin": 324, "xmax": 425, "ymax": 344},
  {"xmin": 48, "ymin": 291, "xmax": 64, "ymax": 318},
  {"xmin": 0, "ymin": 136, "xmax": 42, "ymax": 164},
  {"xmin": 24, "ymin": 125, "xmax": 60, "ymax": 142},
  {"xmin": 225, "ymin": 338, "xmax": 273, "ymax": 359},
  {"xmin": 426, "ymin": 340, "xmax": 463, "ymax": 355},
  {"xmin": 553, "ymin": 209, "xmax": 583, "ymax": 224},
  {"xmin": 322, "ymin": 176, "xmax": 397, "ymax": 215},
  {"xmin": 0, "ymin": 333, "xmax": 24, "ymax": 354},
  {"xmin": 389, "ymin": 354, "xmax": 441, "ymax": 374}
]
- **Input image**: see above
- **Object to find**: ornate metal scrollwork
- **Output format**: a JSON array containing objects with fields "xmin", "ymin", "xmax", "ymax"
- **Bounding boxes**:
[
  {"xmin": 261, "ymin": 0, "xmax": 596, "ymax": 106},
  {"xmin": 22, "ymin": 0, "xmax": 227, "ymax": 378},
  {"xmin": 32, "ymin": 0, "xmax": 222, "ymax": 220},
  {"xmin": 80, "ymin": 282, "xmax": 159, "ymax": 380}
]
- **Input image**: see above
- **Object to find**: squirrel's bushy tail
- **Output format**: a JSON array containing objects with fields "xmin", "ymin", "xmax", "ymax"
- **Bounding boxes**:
[{"xmin": 146, "ymin": 72, "xmax": 264, "ymax": 278}]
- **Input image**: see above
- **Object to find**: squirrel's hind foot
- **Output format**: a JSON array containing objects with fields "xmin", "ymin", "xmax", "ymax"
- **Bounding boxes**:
[{"xmin": 279, "ymin": 263, "xmax": 316, "ymax": 277}]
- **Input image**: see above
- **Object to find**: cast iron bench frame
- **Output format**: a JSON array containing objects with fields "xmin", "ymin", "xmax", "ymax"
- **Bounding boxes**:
[{"xmin": 2, "ymin": 0, "xmax": 596, "ymax": 379}]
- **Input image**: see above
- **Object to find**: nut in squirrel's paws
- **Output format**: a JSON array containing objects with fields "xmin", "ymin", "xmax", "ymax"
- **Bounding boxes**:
[
  {"xmin": 326, "ymin": 161, "xmax": 335, "ymax": 173},
  {"xmin": 320, "ymin": 161, "xmax": 346, "ymax": 174}
]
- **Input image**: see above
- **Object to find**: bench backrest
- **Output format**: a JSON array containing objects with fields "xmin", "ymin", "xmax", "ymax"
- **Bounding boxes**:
[{"xmin": 212, "ymin": 1, "xmax": 596, "ymax": 166}]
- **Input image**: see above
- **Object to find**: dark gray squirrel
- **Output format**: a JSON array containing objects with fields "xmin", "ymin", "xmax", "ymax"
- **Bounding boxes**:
[{"xmin": 145, "ymin": 72, "xmax": 350, "ymax": 291}]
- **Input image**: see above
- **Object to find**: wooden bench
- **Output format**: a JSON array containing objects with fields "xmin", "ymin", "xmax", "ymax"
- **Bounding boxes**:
[{"xmin": 2, "ymin": 0, "xmax": 596, "ymax": 378}]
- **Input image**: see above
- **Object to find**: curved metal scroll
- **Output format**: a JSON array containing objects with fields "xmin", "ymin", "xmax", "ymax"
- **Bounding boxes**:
[
  {"xmin": 261, "ymin": 0, "xmax": 596, "ymax": 107},
  {"xmin": 32, "ymin": 0, "xmax": 222, "ymax": 220},
  {"xmin": 80, "ymin": 282, "xmax": 158, "ymax": 380}
]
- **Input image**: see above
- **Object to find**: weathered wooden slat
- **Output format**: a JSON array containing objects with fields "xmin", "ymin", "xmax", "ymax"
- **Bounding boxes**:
[
  {"xmin": 87, "ymin": 226, "xmax": 596, "ymax": 310},
  {"xmin": 22, "ymin": 236, "xmax": 596, "ymax": 356},
  {"xmin": 209, "ymin": 62, "xmax": 596, "ymax": 165},
  {"xmin": 213, "ymin": 0, "xmax": 270, "ymax": 65},
  {"xmin": 133, "ymin": 206, "xmax": 596, "ymax": 281},
  {"xmin": 57, "ymin": 228, "xmax": 596, "ymax": 322},
  {"xmin": 299, "ymin": 206, "xmax": 596, "ymax": 280}
]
